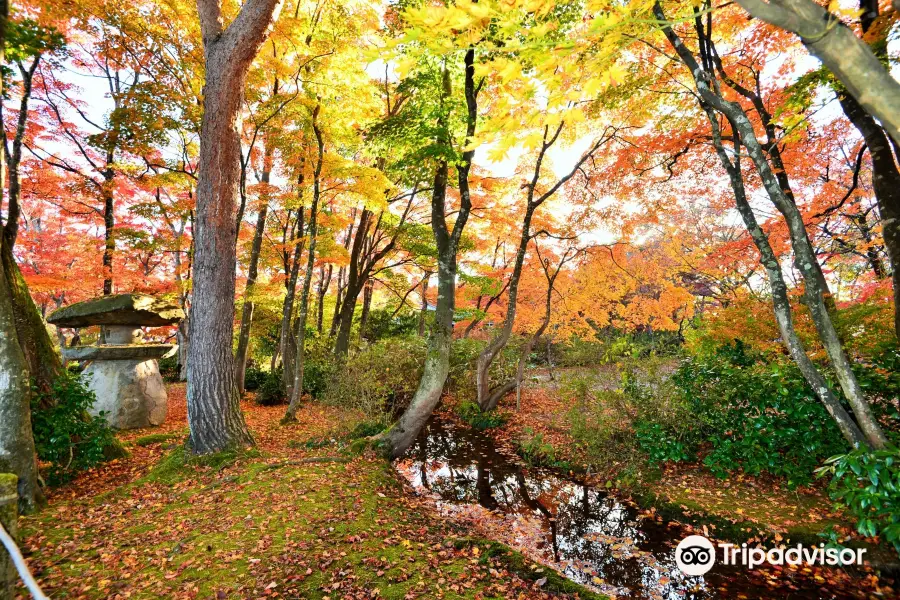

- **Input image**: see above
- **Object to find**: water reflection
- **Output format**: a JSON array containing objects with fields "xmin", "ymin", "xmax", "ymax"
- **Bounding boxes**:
[{"xmin": 398, "ymin": 417, "xmax": 873, "ymax": 599}]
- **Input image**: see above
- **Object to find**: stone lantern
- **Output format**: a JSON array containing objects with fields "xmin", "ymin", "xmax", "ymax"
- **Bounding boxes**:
[{"xmin": 48, "ymin": 294, "xmax": 185, "ymax": 429}]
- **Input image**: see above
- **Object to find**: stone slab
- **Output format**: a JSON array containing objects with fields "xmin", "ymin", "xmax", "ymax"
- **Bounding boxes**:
[
  {"xmin": 62, "ymin": 344, "xmax": 176, "ymax": 361},
  {"xmin": 48, "ymin": 294, "xmax": 184, "ymax": 328}
]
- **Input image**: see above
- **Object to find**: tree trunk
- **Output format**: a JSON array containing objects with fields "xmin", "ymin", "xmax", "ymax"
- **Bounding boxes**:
[
  {"xmin": 284, "ymin": 106, "xmax": 324, "ymax": 422},
  {"xmin": 188, "ymin": 0, "xmax": 281, "ymax": 454},
  {"xmin": 334, "ymin": 281, "xmax": 362, "ymax": 355},
  {"xmin": 0, "ymin": 4, "xmax": 43, "ymax": 513},
  {"xmin": 329, "ymin": 267, "xmax": 343, "ymax": 336},
  {"xmin": 280, "ymin": 229, "xmax": 303, "ymax": 397},
  {"xmin": 417, "ymin": 273, "xmax": 430, "ymax": 336},
  {"xmin": 655, "ymin": 1, "xmax": 886, "ymax": 448},
  {"xmin": 381, "ymin": 194, "xmax": 456, "ymax": 457},
  {"xmin": 728, "ymin": 106, "xmax": 887, "ymax": 448},
  {"xmin": 0, "ymin": 244, "xmax": 61, "ymax": 392},
  {"xmin": 836, "ymin": 91, "xmax": 900, "ymax": 340},
  {"xmin": 0, "ymin": 245, "xmax": 44, "ymax": 514},
  {"xmin": 177, "ymin": 318, "xmax": 189, "ymax": 382},
  {"xmin": 704, "ymin": 108, "xmax": 869, "ymax": 448},
  {"xmin": 3, "ymin": 57, "xmax": 41, "ymax": 250},
  {"xmin": 234, "ymin": 145, "xmax": 273, "ymax": 394},
  {"xmin": 476, "ymin": 208, "xmax": 533, "ymax": 410},
  {"xmin": 101, "ymin": 179, "xmax": 115, "ymax": 295},
  {"xmin": 0, "ymin": 473, "xmax": 17, "ymax": 600},
  {"xmin": 734, "ymin": 0, "xmax": 900, "ymax": 142},
  {"xmin": 333, "ymin": 209, "xmax": 371, "ymax": 356},
  {"xmin": 359, "ymin": 279, "xmax": 373, "ymax": 341},
  {"xmin": 381, "ymin": 51, "xmax": 477, "ymax": 458},
  {"xmin": 316, "ymin": 265, "xmax": 331, "ymax": 333},
  {"xmin": 475, "ymin": 122, "xmax": 608, "ymax": 411}
]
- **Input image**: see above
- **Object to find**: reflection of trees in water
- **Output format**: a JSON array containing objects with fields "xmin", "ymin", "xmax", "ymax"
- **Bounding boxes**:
[{"xmin": 405, "ymin": 417, "xmax": 822, "ymax": 600}]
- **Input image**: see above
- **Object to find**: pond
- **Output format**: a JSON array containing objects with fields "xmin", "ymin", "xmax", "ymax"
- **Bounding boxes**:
[{"xmin": 395, "ymin": 416, "xmax": 880, "ymax": 599}]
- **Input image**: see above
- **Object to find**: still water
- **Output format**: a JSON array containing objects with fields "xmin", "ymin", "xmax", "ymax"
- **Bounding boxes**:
[{"xmin": 396, "ymin": 417, "xmax": 885, "ymax": 599}]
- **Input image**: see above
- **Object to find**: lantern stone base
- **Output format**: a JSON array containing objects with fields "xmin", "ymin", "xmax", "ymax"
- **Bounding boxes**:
[{"xmin": 82, "ymin": 359, "xmax": 168, "ymax": 429}]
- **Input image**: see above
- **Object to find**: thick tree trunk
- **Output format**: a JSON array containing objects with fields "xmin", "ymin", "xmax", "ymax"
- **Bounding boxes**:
[
  {"xmin": 0, "ymin": 245, "xmax": 61, "ymax": 392},
  {"xmin": 837, "ymin": 91, "xmax": 900, "ymax": 340},
  {"xmin": 0, "ymin": 244, "xmax": 44, "ymax": 514},
  {"xmin": 188, "ymin": 0, "xmax": 282, "ymax": 454},
  {"xmin": 734, "ymin": 0, "xmax": 900, "ymax": 142},
  {"xmin": 0, "ymin": 4, "xmax": 43, "ymax": 513}
]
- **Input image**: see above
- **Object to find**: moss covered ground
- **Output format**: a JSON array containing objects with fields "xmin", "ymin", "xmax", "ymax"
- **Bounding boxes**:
[{"xmin": 18, "ymin": 384, "xmax": 602, "ymax": 600}]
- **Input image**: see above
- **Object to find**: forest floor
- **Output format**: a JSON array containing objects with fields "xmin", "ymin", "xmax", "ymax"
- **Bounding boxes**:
[
  {"xmin": 18, "ymin": 384, "xmax": 602, "ymax": 600},
  {"xmin": 485, "ymin": 366, "xmax": 878, "ymax": 552}
]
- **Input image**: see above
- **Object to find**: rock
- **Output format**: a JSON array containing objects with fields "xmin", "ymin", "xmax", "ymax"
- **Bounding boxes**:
[
  {"xmin": 62, "ymin": 344, "xmax": 176, "ymax": 362},
  {"xmin": 82, "ymin": 359, "xmax": 168, "ymax": 429},
  {"xmin": 47, "ymin": 294, "xmax": 185, "ymax": 328}
]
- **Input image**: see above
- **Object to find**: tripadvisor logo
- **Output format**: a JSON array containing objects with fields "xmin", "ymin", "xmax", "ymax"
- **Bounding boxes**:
[
  {"xmin": 675, "ymin": 535, "xmax": 867, "ymax": 576},
  {"xmin": 675, "ymin": 535, "xmax": 716, "ymax": 575}
]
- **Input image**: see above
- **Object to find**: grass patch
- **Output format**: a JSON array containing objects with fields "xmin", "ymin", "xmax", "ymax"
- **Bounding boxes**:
[
  {"xmin": 141, "ymin": 445, "xmax": 262, "ymax": 485},
  {"xmin": 516, "ymin": 428, "xmax": 580, "ymax": 473},
  {"xmin": 347, "ymin": 420, "xmax": 387, "ymax": 439},
  {"xmin": 131, "ymin": 432, "xmax": 183, "ymax": 447},
  {"xmin": 454, "ymin": 538, "xmax": 607, "ymax": 599},
  {"xmin": 22, "ymin": 451, "xmax": 600, "ymax": 599},
  {"xmin": 456, "ymin": 401, "xmax": 508, "ymax": 430}
]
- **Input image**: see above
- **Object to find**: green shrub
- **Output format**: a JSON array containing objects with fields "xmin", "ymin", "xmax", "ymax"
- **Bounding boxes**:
[
  {"xmin": 158, "ymin": 355, "xmax": 180, "ymax": 382},
  {"xmin": 255, "ymin": 367, "xmax": 286, "ymax": 406},
  {"xmin": 324, "ymin": 336, "xmax": 426, "ymax": 418},
  {"xmin": 302, "ymin": 342, "xmax": 336, "ymax": 399},
  {"xmin": 364, "ymin": 307, "xmax": 420, "ymax": 341},
  {"xmin": 456, "ymin": 400, "xmax": 507, "ymax": 429},
  {"xmin": 852, "ymin": 349, "xmax": 900, "ymax": 440},
  {"xmin": 518, "ymin": 428, "xmax": 557, "ymax": 467},
  {"xmin": 30, "ymin": 373, "xmax": 118, "ymax": 485},
  {"xmin": 553, "ymin": 330, "xmax": 683, "ymax": 367},
  {"xmin": 634, "ymin": 421, "xmax": 695, "ymax": 463},
  {"xmin": 818, "ymin": 449, "xmax": 900, "ymax": 555},
  {"xmin": 447, "ymin": 337, "xmax": 520, "ymax": 403},
  {"xmin": 558, "ymin": 370, "xmax": 634, "ymax": 461},
  {"xmin": 244, "ymin": 366, "xmax": 267, "ymax": 391},
  {"xmin": 669, "ymin": 342, "xmax": 847, "ymax": 486},
  {"xmin": 554, "ymin": 337, "xmax": 608, "ymax": 367}
]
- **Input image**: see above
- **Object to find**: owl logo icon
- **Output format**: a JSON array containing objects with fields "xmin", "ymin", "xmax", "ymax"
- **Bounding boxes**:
[{"xmin": 675, "ymin": 535, "xmax": 716, "ymax": 576}]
